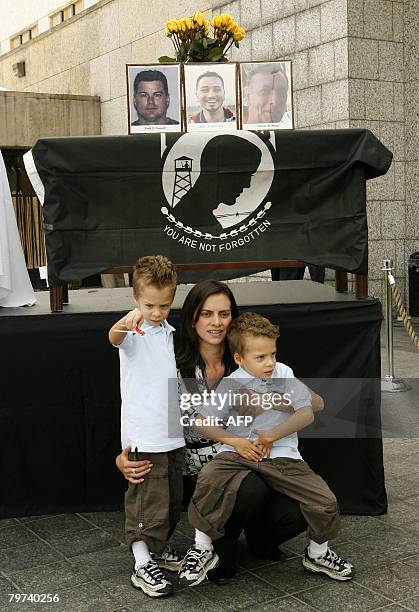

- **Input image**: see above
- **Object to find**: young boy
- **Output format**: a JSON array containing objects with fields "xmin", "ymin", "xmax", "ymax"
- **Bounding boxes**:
[
  {"xmin": 109, "ymin": 255, "xmax": 186, "ymax": 598},
  {"xmin": 188, "ymin": 312, "xmax": 355, "ymax": 582}
]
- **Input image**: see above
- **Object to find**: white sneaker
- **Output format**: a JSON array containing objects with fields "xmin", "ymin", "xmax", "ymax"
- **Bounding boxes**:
[
  {"xmin": 131, "ymin": 559, "xmax": 173, "ymax": 597},
  {"xmin": 302, "ymin": 546, "xmax": 355, "ymax": 581},
  {"xmin": 178, "ymin": 545, "xmax": 219, "ymax": 587},
  {"xmin": 151, "ymin": 544, "xmax": 183, "ymax": 572}
]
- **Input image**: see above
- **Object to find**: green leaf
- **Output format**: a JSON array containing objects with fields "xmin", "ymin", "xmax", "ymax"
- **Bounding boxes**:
[
  {"xmin": 234, "ymin": 40, "xmax": 240, "ymax": 48},
  {"xmin": 207, "ymin": 47, "xmax": 224, "ymax": 61},
  {"xmin": 190, "ymin": 40, "xmax": 203, "ymax": 52},
  {"xmin": 158, "ymin": 55, "xmax": 176, "ymax": 63}
]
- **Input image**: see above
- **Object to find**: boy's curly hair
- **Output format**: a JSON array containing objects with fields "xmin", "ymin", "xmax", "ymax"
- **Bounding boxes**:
[
  {"xmin": 227, "ymin": 312, "xmax": 279, "ymax": 355},
  {"xmin": 133, "ymin": 255, "xmax": 177, "ymax": 296}
]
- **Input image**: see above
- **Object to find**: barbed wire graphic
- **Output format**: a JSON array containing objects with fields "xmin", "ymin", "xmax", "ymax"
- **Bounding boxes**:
[{"xmin": 160, "ymin": 202, "xmax": 272, "ymax": 240}]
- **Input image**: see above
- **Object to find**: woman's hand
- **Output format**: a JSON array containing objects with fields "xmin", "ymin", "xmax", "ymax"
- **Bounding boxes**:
[
  {"xmin": 124, "ymin": 308, "xmax": 144, "ymax": 331},
  {"xmin": 116, "ymin": 446, "xmax": 152, "ymax": 484},
  {"xmin": 232, "ymin": 438, "xmax": 264, "ymax": 462}
]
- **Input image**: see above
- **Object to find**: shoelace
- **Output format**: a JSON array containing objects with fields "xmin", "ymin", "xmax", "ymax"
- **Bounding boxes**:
[
  {"xmin": 181, "ymin": 546, "xmax": 208, "ymax": 573},
  {"xmin": 324, "ymin": 549, "xmax": 347, "ymax": 569},
  {"xmin": 141, "ymin": 560, "xmax": 164, "ymax": 583}
]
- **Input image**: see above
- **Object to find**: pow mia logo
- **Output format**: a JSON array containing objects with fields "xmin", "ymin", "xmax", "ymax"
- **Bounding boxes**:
[{"xmin": 160, "ymin": 131, "xmax": 275, "ymax": 253}]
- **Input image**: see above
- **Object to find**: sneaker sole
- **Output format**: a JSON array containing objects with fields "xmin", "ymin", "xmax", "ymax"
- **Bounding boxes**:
[
  {"xmin": 131, "ymin": 574, "xmax": 173, "ymax": 597},
  {"xmin": 302, "ymin": 558, "xmax": 355, "ymax": 581},
  {"xmin": 181, "ymin": 552, "xmax": 220, "ymax": 587}
]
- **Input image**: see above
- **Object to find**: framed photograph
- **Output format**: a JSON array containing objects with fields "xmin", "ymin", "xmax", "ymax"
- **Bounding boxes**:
[
  {"xmin": 240, "ymin": 61, "xmax": 294, "ymax": 130},
  {"xmin": 126, "ymin": 64, "xmax": 182, "ymax": 134},
  {"xmin": 184, "ymin": 63, "xmax": 238, "ymax": 132}
]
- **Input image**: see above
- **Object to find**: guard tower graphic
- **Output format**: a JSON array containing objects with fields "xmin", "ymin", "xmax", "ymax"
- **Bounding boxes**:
[{"xmin": 171, "ymin": 156, "xmax": 193, "ymax": 207}]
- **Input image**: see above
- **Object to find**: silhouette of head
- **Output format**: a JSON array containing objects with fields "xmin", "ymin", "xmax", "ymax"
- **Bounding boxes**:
[
  {"xmin": 201, "ymin": 135, "xmax": 262, "ymax": 205},
  {"xmin": 174, "ymin": 135, "xmax": 262, "ymax": 230}
]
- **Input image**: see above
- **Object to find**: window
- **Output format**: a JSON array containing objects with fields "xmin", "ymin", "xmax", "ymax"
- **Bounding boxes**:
[
  {"xmin": 50, "ymin": 1, "xmax": 83, "ymax": 27},
  {"xmin": 10, "ymin": 25, "xmax": 37, "ymax": 49}
]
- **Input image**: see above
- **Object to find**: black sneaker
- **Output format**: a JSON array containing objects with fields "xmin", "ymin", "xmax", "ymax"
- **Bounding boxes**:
[
  {"xmin": 302, "ymin": 546, "xmax": 355, "ymax": 581},
  {"xmin": 178, "ymin": 545, "xmax": 219, "ymax": 587},
  {"xmin": 131, "ymin": 559, "xmax": 173, "ymax": 597},
  {"xmin": 151, "ymin": 544, "xmax": 183, "ymax": 572}
]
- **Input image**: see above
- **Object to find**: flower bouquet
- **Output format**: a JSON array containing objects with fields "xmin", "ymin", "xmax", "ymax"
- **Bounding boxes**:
[{"xmin": 159, "ymin": 11, "xmax": 245, "ymax": 63}]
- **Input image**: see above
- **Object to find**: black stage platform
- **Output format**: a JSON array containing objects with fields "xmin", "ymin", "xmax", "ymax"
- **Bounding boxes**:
[{"xmin": 0, "ymin": 281, "xmax": 386, "ymax": 518}]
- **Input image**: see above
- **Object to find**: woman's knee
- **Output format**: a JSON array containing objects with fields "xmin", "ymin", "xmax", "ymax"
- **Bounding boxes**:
[
  {"xmin": 270, "ymin": 492, "xmax": 307, "ymax": 543},
  {"xmin": 235, "ymin": 472, "xmax": 270, "ymax": 512}
]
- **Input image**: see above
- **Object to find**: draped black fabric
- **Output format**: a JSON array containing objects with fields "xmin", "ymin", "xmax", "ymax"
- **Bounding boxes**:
[
  {"xmin": 29, "ymin": 129, "xmax": 392, "ymax": 284},
  {"xmin": 0, "ymin": 298, "xmax": 386, "ymax": 518}
]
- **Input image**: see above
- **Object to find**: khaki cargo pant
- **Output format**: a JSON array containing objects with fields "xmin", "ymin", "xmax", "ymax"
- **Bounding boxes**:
[
  {"xmin": 189, "ymin": 452, "xmax": 340, "ymax": 544},
  {"xmin": 125, "ymin": 448, "xmax": 184, "ymax": 555}
]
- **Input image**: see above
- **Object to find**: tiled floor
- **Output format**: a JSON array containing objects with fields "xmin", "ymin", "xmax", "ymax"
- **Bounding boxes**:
[{"xmin": 0, "ymin": 323, "xmax": 418, "ymax": 611}]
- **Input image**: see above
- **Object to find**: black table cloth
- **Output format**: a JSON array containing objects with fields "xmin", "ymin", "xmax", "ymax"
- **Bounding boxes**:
[
  {"xmin": 27, "ymin": 129, "xmax": 392, "ymax": 284},
  {"xmin": 0, "ymin": 297, "xmax": 386, "ymax": 518}
]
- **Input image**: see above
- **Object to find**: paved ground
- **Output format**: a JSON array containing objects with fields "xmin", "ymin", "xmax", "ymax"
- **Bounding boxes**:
[{"xmin": 0, "ymin": 322, "xmax": 418, "ymax": 611}]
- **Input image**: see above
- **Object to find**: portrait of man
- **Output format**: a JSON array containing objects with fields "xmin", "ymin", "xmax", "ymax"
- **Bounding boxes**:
[
  {"xmin": 241, "ymin": 61, "xmax": 293, "ymax": 129},
  {"xmin": 185, "ymin": 64, "xmax": 237, "ymax": 131},
  {"xmin": 127, "ymin": 66, "xmax": 181, "ymax": 133}
]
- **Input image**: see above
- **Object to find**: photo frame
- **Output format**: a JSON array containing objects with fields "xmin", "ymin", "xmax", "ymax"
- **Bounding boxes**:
[
  {"xmin": 239, "ymin": 61, "xmax": 294, "ymax": 131},
  {"xmin": 126, "ymin": 64, "xmax": 183, "ymax": 134},
  {"xmin": 183, "ymin": 63, "xmax": 239, "ymax": 132}
]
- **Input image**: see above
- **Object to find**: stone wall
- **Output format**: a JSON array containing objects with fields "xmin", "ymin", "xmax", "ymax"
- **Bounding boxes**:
[
  {"xmin": 346, "ymin": 0, "xmax": 418, "ymax": 301},
  {"xmin": 0, "ymin": 0, "xmax": 210, "ymax": 136},
  {"xmin": 0, "ymin": 0, "xmax": 415, "ymax": 297},
  {"xmin": 211, "ymin": 0, "xmax": 418, "ymax": 299}
]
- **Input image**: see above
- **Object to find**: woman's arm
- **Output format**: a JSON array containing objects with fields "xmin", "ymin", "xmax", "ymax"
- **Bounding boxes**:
[{"xmin": 309, "ymin": 388, "xmax": 324, "ymax": 412}]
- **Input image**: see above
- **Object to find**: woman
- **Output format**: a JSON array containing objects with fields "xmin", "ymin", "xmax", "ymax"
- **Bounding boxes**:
[{"xmin": 116, "ymin": 280, "xmax": 309, "ymax": 583}]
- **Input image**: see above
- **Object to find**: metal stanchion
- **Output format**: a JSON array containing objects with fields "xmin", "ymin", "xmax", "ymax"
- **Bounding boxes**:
[{"xmin": 381, "ymin": 259, "xmax": 411, "ymax": 392}]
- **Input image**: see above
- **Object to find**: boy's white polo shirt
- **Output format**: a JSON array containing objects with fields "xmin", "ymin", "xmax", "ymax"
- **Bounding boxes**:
[
  {"xmin": 118, "ymin": 319, "xmax": 184, "ymax": 453},
  {"xmin": 199, "ymin": 362, "xmax": 311, "ymax": 460}
]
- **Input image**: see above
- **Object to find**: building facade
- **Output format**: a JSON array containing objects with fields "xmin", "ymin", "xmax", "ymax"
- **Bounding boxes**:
[{"xmin": 0, "ymin": 0, "xmax": 417, "ymax": 300}]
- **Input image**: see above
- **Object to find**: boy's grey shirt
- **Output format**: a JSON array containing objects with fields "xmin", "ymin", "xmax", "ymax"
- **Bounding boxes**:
[{"xmin": 198, "ymin": 362, "xmax": 311, "ymax": 460}]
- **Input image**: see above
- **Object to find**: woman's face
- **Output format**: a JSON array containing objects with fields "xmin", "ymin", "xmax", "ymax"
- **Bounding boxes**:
[{"xmin": 194, "ymin": 293, "xmax": 233, "ymax": 347}]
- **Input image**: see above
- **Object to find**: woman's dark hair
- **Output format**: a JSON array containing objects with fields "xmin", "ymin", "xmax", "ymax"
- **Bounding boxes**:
[{"xmin": 176, "ymin": 280, "xmax": 239, "ymax": 384}]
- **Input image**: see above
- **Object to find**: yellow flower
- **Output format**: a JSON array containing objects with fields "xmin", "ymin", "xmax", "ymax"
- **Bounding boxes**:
[
  {"xmin": 180, "ymin": 18, "xmax": 187, "ymax": 32},
  {"xmin": 186, "ymin": 17, "xmax": 194, "ymax": 30},
  {"xmin": 220, "ymin": 13, "xmax": 233, "ymax": 27},
  {"xmin": 212, "ymin": 15, "xmax": 221, "ymax": 29},
  {"xmin": 194, "ymin": 11, "xmax": 206, "ymax": 27},
  {"xmin": 233, "ymin": 27, "xmax": 245, "ymax": 41}
]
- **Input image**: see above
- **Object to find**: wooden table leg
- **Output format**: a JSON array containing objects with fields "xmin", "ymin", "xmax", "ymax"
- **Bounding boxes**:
[
  {"xmin": 50, "ymin": 286, "xmax": 63, "ymax": 312},
  {"xmin": 335, "ymin": 271, "xmax": 348, "ymax": 292},
  {"xmin": 355, "ymin": 274, "xmax": 368, "ymax": 299}
]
